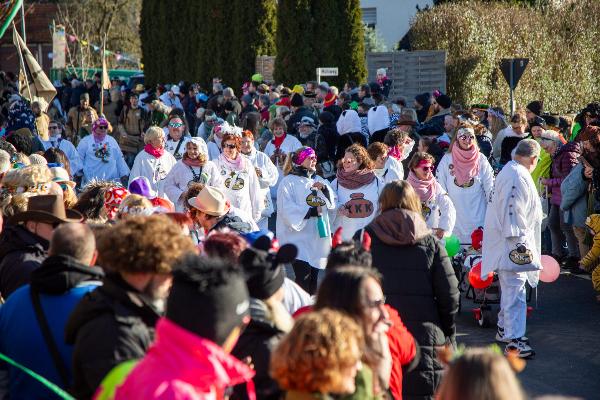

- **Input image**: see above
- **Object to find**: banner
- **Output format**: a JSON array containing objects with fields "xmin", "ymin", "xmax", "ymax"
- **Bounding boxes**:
[
  {"xmin": 52, "ymin": 27, "xmax": 67, "ymax": 69},
  {"xmin": 0, "ymin": 0, "xmax": 22, "ymax": 39},
  {"xmin": 13, "ymin": 28, "xmax": 56, "ymax": 109}
]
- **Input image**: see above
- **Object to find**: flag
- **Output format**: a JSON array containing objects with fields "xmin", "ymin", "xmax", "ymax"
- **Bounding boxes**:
[
  {"xmin": 0, "ymin": 0, "xmax": 22, "ymax": 39},
  {"xmin": 13, "ymin": 27, "xmax": 56, "ymax": 110},
  {"xmin": 101, "ymin": 51, "xmax": 110, "ymax": 90}
]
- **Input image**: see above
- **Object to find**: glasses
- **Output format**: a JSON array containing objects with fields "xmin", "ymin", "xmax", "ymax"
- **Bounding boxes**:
[
  {"xmin": 97, "ymin": 125, "xmax": 108, "ymax": 130},
  {"xmin": 458, "ymin": 135, "xmax": 475, "ymax": 141},
  {"xmin": 169, "ymin": 122, "xmax": 184, "ymax": 128},
  {"xmin": 420, "ymin": 166, "xmax": 434, "ymax": 172},
  {"xmin": 365, "ymin": 296, "xmax": 386, "ymax": 308},
  {"xmin": 224, "ymin": 143, "xmax": 237, "ymax": 149}
]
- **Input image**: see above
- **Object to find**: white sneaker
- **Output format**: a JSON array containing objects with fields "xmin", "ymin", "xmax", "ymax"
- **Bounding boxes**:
[
  {"xmin": 505, "ymin": 338, "xmax": 535, "ymax": 358},
  {"xmin": 496, "ymin": 327, "xmax": 528, "ymax": 343}
]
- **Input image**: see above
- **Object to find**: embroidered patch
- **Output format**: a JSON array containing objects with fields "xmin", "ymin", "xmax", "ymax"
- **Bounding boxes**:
[
  {"xmin": 454, "ymin": 177, "xmax": 475, "ymax": 188},
  {"xmin": 306, "ymin": 193, "xmax": 326, "ymax": 207},
  {"xmin": 509, "ymin": 243, "xmax": 533, "ymax": 265},
  {"xmin": 224, "ymin": 172, "xmax": 245, "ymax": 191},
  {"xmin": 422, "ymin": 203, "xmax": 431, "ymax": 220},
  {"xmin": 344, "ymin": 193, "xmax": 374, "ymax": 218}
]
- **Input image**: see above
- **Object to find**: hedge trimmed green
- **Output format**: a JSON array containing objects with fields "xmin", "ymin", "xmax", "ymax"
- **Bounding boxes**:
[{"xmin": 409, "ymin": 0, "xmax": 600, "ymax": 113}]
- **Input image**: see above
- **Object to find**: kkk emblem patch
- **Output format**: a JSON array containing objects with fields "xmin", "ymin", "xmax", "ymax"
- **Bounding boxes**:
[
  {"xmin": 306, "ymin": 193, "xmax": 326, "ymax": 207},
  {"xmin": 344, "ymin": 193, "xmax": 374, "ymax": 219},
  {"xmin": 509, "ymin": 243, "xmax": 533, "ymax": 265}
]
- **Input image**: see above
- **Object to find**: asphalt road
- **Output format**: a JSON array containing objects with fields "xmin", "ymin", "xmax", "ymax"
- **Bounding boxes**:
[{"xmin": 455, "ymin": 270, "xmax": 600, "ymax": 400}]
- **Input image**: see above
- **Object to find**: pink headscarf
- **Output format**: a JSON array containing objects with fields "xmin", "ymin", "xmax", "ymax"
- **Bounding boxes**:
[
  {"xmin": 451, "ymin": 127, "xmax": 480, "ymax": 186},
  {"xmin": 92, "ymin": 118, "xmax": 109, "ymax": 143},
  {"xmin": 293, "ymin": 147, "xmax": 316, "ymax": 165}
]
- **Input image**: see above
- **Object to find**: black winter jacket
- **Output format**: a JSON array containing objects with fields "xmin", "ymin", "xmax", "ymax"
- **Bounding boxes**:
[
  {"xmin": 65, "ymin": 273, "xmax": 161, "ymax": 399},
  {"xmin": 231, "ymin": 299, "xmax": 289, "ymax": 400},
  {"xmin": 364, "ymin": 209, "xmax": 459, "ymax": 400},
  {"xmin": 0, "ymin": 224, "xmax": 48, "ymax": 299}
]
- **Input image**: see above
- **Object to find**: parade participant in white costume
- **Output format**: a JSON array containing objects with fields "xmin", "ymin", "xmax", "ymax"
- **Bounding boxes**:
[
  {"xmin": 128, "ymin": 126, "xmax": 177, "ymax": 201},
  {"xmin": 437, "ymin": 124, "xmax": 494, "ymax": 243},
  {"xmin": 43, "ymin": 120, "xmax": 82, "ymax": 175},
  {"xmin": 264, "ymin": 117, "xmax": 302, "ymax": 207},
  {"xmin": 212, "ymin": 127, "xmax": 263, "ymax": 222},
  {"xmin": 206, "ymin": 120, "xmax": 226, "ymax": 161},
  {"xmin": 164, "ymin": 116, "xmax": 201, "ymax": 161},
  {"xmin": 482, "ymin": 139, "xmax": 542, "ymax": 358},
  {"xmin": 77, "ymin": 118, "xmax": 129, "ymax": 187},
  {"xmin": 331, "ymin": 144, "xmax": 382, "ymax": 241},
  {"xmin": 276, "ymin": 146, "xmax": 335, "ymax": 294},
  {"xmin": 164, "ymin": 137, "xmax": 223, "ymax": 211},
  {"xmin": 407, "ymin": 152, "xmax": 456, "ymax": 239},
  {"xmin": 367, "ymin": 142, "xmax": 403, "ymax": 184},
  {"xmin": 240, "ymin": 130, "xmax": 278, "ymax": 230}
]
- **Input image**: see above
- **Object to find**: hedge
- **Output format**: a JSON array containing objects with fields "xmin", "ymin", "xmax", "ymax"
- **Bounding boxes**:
[{"xmin": 408, "ymin": 0, "xmax": 600, "ymax": 113}]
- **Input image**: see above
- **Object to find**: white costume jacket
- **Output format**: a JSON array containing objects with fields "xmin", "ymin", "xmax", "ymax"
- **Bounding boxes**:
[
  {"xmin": 422, "ymin": 181, "xmax": 456, "ymax": 235},
  {"xmin": 213, "ymin": 155, "xmax": 263, "ymax": 222},
  {"xmin": 331, "ymin": 177, "xmax": 383, "ymax": 241},
  {"xmin": 276, "ymin": 172, "xmax": 336, "ymax": 269},
  {"xmin": 43, "ymin": 137, "xmax": 83, "ymax": 176},
  {"xmin": 482, "ymin": 160, "xmax": 542, "ymax": 280},
  {"xmin": 246, "ymin": 148, "xmax": 279, "ymax": 222},
  {"xmin": 128, "ymin": 150, "xmax": 177, "ymax": 201},
  {"xmin": 437, "ymin": 152, "xmax": 494, "ymax": 243},
  {"xmin": 263, "ymin": 135, "xmax": 303, "ymax": 202},
  {"xmin": 77, "ymin": 135, "xmax": 130, "ymax": 187},
  {"xmin": 164, "ymin": 160, "xmax": 223, "ymax": 211}
]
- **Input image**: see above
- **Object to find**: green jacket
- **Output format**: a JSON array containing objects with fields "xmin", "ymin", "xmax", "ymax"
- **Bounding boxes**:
[{"xmin": 531, "ymin": 147, "xmax": 552, "ymax": 193}]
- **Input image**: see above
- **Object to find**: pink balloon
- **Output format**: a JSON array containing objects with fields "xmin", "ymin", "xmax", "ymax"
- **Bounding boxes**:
[{"xmin": 540, "ymin": 255, "xmax": 560, "ymax": 283}]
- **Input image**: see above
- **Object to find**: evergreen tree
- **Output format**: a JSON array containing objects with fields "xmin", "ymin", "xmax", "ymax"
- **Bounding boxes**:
[
  {"xmin": 274, "ymin": 0, "xmax": 315, "ymax": 84},
  {"xmin": 335, "ymin": 0, "xmax": 367, "ymax": 87},
  {"xmin": 232, "ymin": 0, "xmax": 277, "ymax": 88}
]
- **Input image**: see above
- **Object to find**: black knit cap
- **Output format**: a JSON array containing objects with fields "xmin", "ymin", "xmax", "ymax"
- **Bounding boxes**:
[
  {"xmin": 541, "ymin": 114, "xmax": 560, "ymax": 128},
  {"xmin": 166, "ymin": 255, "xmax": 249, "ymax": 346},
  {"xmin": 239, "ymin": 236, "xmax": 297, "ymax": 300},
  {"xmin": 436, "ymin": 94, "xmax": 452, "ymax": 109},
  {"xmin": 526, "ymin": 100, "xmax": 543, "ymax": 116},
  {"xmin": 290, "ymin": 93, "xmax": 304, "ymax": 107}
]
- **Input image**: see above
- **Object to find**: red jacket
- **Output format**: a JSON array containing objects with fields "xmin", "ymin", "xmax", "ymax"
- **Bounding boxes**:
[{"xmin": 293, "ymin": 304, "xmax": 418, "ymax": 399}]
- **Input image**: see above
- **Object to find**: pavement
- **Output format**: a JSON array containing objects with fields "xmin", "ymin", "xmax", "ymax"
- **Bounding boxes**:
[{"xmin": 455, "ymin": 270, "xmax": 600, "ymax": 399}]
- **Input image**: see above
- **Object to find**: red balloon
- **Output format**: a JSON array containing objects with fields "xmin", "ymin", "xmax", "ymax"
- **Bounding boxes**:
[{"xmin": 469, "ymin": 262, "xmax": 494, "ymax": 289}]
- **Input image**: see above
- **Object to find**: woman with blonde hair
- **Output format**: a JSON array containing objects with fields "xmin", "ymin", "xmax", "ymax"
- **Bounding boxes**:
[
  {"xmin": 128, "ymin": 126, "xmax": 177, "ymax": 201},
  {"xmin": 0, "ymin": 165, "xmax": 53, "ymax": 217},
  {"xmin": 271, "ymin": 309, "xmax": 365, "ymax": 399},
  {"xmin": 436, "ymin": 122, "xmax": 494, "ymax": 243},
  {"xmin": 116, "ymin": 194, "xmax": 154, "ymax": 219},
  {"xmin": 407, "ymin": 152, "xmax": 456, "ymax": 239},
  {"xmin": 164, "ymin": 137, "xmax": 223, "ymax": 212},
  {"xmin": 277, "ymin": 146, "xmax": 335, "ymax": 294},
  {"xmin": 436, "ymin": 348, "xmax": 525, "ymax": 400},
  {"xmin": 332, "ymin": 143, "xmax": 382, "ymax": 240},
  {"xmin": 361, "ymin": 180, "xmax": 459, "ymax": 399}
]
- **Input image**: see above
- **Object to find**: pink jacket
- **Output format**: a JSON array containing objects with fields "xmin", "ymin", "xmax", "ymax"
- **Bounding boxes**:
[{"xmin": 115, "ymin": 318, "xmax": 256, "ymax": 400}]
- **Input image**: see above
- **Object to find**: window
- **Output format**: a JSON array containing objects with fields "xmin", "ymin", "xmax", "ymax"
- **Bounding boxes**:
[{"xmin": 361, "ymin": 7, "xmax": 377, "ymax": 28}]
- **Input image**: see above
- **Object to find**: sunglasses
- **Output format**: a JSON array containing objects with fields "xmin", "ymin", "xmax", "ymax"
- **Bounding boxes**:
[
  {"xmin": 59, "ymin": 183, "xmax": 69, "ymax": 191},
  {"xmin": 97, "ymin": 125, "xmax": 108, "ymax": 130},
  {"xmin": 420, "ymin": 166, "xmax": 434, "ymax": 172},
  {"xmin": 223, "ymin": 143, "xmax": 237, "ymax": 149},
  {"xmin": 458, "ymin": 134, "xmax": 475, "ymax": 141},
  {"xmin": 169, "ymin": 122, "xmax": 184, "ymax": 128}
]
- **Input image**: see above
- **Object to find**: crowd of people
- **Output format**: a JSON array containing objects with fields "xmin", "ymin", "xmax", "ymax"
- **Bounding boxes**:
[{"xmin": 0, "ymin": 67, "xmax": 597, "ymax": 399}]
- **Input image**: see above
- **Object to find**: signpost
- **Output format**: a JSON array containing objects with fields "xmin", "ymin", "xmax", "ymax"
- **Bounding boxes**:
[
  {"xmin": 316, "ymin": 67, "xmax": 338, "ymax": 83},
  {"xmin": 500, "ymin": 58, "xmax": 529, "ymax": 115}
]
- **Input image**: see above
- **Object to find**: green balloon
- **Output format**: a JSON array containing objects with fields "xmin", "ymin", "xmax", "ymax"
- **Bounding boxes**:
[{"xmin": 445, "ymin": 234, "xmax": 461, "ymax": 257}]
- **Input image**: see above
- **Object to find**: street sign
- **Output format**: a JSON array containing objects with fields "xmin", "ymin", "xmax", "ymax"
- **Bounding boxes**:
[
  {"xmin": 317, "ymin": 67, "xmax": 338, "ymax": 76},
  {"xmin": 500, "ymin": 58, "xmax": 529, "ymax": 90}
]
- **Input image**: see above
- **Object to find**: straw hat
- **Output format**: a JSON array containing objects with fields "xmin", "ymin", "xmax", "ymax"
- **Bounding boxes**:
[{"xmin": 187, "ymin": 186, "xmax": 230, "ymax": 217}]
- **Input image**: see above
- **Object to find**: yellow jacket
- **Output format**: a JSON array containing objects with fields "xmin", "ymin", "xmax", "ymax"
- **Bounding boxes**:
[{"xmin": 581, "ymin": 214, "xmax": 600, "ymax": 269}]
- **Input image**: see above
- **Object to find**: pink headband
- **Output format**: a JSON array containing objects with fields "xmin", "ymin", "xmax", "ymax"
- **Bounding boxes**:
[
  {"xmin": 294, "ymin": 147, "xmax": 316, "ymax": 165},
  {"xmin": 417, "ymin": 159, "xmax": 432, "ymax": 168}
]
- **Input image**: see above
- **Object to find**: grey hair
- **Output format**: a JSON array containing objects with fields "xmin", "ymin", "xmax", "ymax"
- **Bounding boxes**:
[
  {"xmin": 0, "ymin": 150, "xmax": 11, "ymax": 174},
  {"xmin": 223, "ymin": 87, "xmax": 235, "ymax": 97},
  {"xmin": 514, "ymin": 138, "xmax": 541, "ymax": 158}
]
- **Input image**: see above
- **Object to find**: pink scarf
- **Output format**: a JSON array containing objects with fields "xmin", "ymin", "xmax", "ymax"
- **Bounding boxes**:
[
  {"xmin": 451, "ymin": 144, "xmax": 480, "ymax": 186},
  {"xmin": 219, "ymin": 152, "xmax": 244, "ymax": 171},
  {"xmin": 408, "ymin": 170, "xmax": 437, "ymax": 202},
  {"xmin": 388, "ymin": 146, "xmax": 403, "ymax": 161},
  {"xmin": 144, "ymin": 144, "xmax": 164, "ymax": 158},
  {"xmin": 182, "ymin": 155, "xmax": 204, "ymax": 167}
]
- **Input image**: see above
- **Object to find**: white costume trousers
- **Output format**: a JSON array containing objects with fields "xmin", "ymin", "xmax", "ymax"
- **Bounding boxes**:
[{"xmin": 497, "ymin": 270, "xmax": 527, "ymax": 339}]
